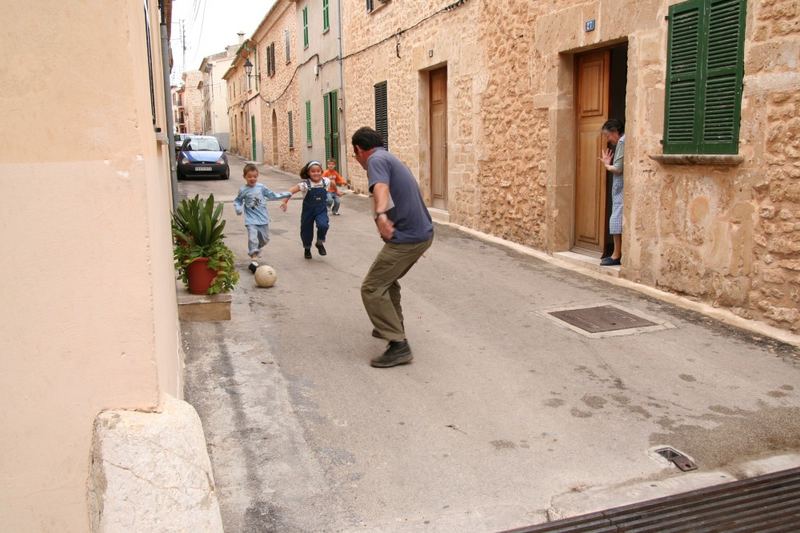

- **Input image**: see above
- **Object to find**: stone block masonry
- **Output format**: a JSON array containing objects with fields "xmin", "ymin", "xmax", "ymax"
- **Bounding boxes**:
[
  {"xmin": 88, "ymin": 396, "xmax": 223, "ymax": 532},
  {"xmin": 340, "ymin": 0, "xmax": 800, "ymax": 333}
]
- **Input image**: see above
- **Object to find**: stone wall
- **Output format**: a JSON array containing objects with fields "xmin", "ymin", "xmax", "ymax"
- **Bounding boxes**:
[
  {"xmin": 225, "ymin": 61, "xmax": 249, "ymax": 156},
  {"xmin": 530, "ymin": 0, "xmax": 800, "ymax": 332},
  {"xmin": 341, "ymin": 0, "xmax": 800, "ymax": 333},
  {"xmin": 182, "ymin": 70, "xmax": 204, "ymax": 134},
  {"xmin": 342, "ymin": 0, "xmax": 483, "ymax": 211},
  {"xmin": 746, "ymin": 0, "xmax": 800, "ymax": 329},
  {"xmin": 474, "ymin": 1, "xmax": 547, "ymax": 248}
]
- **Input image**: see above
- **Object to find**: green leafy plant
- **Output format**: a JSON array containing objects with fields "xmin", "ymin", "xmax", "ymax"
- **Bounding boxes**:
[{"xmin": 172, "ymin": 194, "xmax": 239, "ymax": 294}]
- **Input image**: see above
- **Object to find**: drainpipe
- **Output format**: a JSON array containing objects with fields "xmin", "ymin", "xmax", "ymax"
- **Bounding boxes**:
[
  {"xmin": 159, "ymin": 0, "xmax": 179, "ymax": 209},
  {"xmin": 336, "ymin": 0, "xmax": 348, "ymax": 179}
]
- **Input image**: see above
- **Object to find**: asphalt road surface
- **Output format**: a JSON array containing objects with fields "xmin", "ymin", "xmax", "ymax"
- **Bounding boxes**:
[{"xmin": 181, "ymin": 156, "xmax": 800, "ymax": 532}]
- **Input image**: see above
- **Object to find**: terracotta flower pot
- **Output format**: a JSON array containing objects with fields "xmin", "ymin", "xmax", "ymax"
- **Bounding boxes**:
[{"xmin": 187, "ymin": 257, "xmax": 218, "ymax": 294}]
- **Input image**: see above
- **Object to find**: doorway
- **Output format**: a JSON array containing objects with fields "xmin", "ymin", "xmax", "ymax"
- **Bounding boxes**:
[
  {"xmin": 271, "ymin": 110, "xmax": 279, "ymax": 165},
  {"xmin": 573, "ymin": 44, "xmax": 627, "ymax": 255},
  {"xmin": 429, "ymin": 67, "xmax": 448, "ymax": 210}
]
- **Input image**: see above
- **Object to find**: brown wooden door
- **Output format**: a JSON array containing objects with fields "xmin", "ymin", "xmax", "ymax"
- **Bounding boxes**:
[
  {"xmin": 574, "ymin": 50, "xmax": 610, "ymax": 252},
  {"xmin": 430, "ymin": 67, "xmax": 448, "ymax": 209}
]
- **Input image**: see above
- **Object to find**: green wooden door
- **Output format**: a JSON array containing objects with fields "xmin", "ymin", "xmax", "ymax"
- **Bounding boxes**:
[{"xmin": 323, "ymin": 90, "xmax": 339, "ymax": 166}]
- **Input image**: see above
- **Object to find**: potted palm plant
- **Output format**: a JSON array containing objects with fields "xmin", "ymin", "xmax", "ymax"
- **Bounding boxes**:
[{"xmin": 172, "ymin": 194, "xmax": 239, "ymax": 295}]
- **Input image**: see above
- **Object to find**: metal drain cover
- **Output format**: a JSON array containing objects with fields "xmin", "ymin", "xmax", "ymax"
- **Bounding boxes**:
[
  {"xmin": 502, "ymin": 466, "xmax": 800, "ymax": 533},
  {"xmin": 549, "ymin": 305, "xmax": 656, "ymax": 333}
]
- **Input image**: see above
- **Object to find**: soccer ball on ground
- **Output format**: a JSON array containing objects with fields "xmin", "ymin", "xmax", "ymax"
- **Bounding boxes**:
[{"xmin": 254, "ymin": 265, "xmax": 277, "ymax": 288}]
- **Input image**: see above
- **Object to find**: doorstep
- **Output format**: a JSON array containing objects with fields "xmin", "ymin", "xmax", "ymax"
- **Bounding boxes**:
[
  {"xmin": 177, "ymin": 288, "xmax": 232, "ymax": 321},
  {"xmin": 428, "ymin": 207, "xmax": 450, "ymax": 224},
  {"xmin": 553, "ymin": 250, "xmax": 621, "ymax": 278}
]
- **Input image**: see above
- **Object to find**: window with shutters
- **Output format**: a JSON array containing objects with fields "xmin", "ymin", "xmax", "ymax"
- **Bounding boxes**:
[
  {"xmin": 285, "ymin": 29, "xmax": 291, "ymax": 63},
  {"xmin": 374, "ymin": 81, "xmax": 388, "ymax": 150},
  {"xmin": 288, "ymin": 111, "xmax": 294, "ymax": 149},
  {"xmin": 323, "ymin": 0, "xmax": 330, "ymax": 32},
  {"xmin": 366, "ymin": 0, "xmax": 374, "ymax": 12},
  {"xmin": 305, "ymin": 101, "xmax": 312, "ymax": 147},
  {"xmin": 303, "ymin": 7, "xmax": 309, "ymax": 49},
  {"xmin": 663, "ymin": 0, "xmax": 746, "ymax": 155},
  {"xmin": 266, "ymin": 43, "xmax": 276, "ymax": 77}
]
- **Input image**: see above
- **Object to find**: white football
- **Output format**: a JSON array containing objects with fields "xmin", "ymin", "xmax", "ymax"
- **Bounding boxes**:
[{"xmin": 254, "ymin": 265, "xmax": 277, "ymax": 288}]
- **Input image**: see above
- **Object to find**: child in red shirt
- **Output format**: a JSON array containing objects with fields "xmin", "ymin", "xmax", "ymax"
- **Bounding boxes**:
[{"xmin": 323, "ymin": 159, "xmax": 348, "ymax": 215}]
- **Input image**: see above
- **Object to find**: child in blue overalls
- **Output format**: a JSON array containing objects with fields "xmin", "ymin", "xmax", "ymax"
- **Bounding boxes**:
[{"xmin": 280, "ymin": 160, "xmax": 331, "ymax": 259}]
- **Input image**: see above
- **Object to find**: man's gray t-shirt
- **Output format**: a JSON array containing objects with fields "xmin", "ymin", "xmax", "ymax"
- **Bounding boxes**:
[{"xmin": 367, "ymin": 148, "xmax": 433, "ymax": 244}]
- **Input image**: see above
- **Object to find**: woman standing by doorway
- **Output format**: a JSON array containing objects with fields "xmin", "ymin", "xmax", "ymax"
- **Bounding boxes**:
[{"xmin": 599, "ymin": 119, "xmax": 625, "ymax": 266}]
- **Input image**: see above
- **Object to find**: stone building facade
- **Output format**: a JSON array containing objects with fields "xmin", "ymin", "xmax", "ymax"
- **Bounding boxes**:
[
  {"xmin": 199, "ymin": 44, "xmax": 237, "ymax": 149},
  {"xmin": 295, "ymin": 0, "xmax": 348, "ymax": 177},
  {"xmin": 225, "ymin": 0, "xmax": 302, "ymax": 174},
  {"xmin": 255, "ymin": 0, "xmax": 302, "ymax": 174},
  {"xmin": 341, "ymin": 0, "xmax": 800, "ymax": 333},
  {"xmin": 172, "ymin": 85, "xmax": 187, "ymax": 133},
  {"xmin": 223, "ymin": 48, "xmax": 251, "ymax": 158},
  {"xmin": 182, "ymin": 70, "xmax": 204, "ymax": 134}
]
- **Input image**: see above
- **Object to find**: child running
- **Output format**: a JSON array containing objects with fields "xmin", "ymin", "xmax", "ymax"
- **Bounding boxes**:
[
  {"xmin": 233, "ymin": 163, "xmax": 291, "ymax": 273},
  {"xmin": 280, "ymin": 160, "xmax": 331, "ymax": 259},
  {"xmin": 323, "ymin": 159, "xmax": 348, "ymax": 215}
]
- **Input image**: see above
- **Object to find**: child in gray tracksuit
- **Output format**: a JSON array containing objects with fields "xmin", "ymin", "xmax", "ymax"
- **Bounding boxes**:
[{"xmin": 234, "ymin": 163, "xmax": 291, "ymax": 273}]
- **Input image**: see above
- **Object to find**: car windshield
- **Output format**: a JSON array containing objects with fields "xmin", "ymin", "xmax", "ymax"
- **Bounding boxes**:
[{"xmin": 186, "ymin": 137, "xmax": 220, "ymax": 151}]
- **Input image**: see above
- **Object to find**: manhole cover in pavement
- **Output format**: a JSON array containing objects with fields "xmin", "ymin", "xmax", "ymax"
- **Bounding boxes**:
[{"xmin": 549, "ymin": 305, "xmax": 656, "ymax": 333}]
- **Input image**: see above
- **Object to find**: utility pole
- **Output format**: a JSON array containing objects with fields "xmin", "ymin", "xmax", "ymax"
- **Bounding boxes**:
[{"xmin": 181, "ymin": 19, "xmax": 186, "ymax": 73}]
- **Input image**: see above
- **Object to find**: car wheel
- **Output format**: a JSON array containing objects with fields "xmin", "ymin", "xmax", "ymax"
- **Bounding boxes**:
[{"xmin": 221, "ymin": 169, "xmax": 230, "ymax": 180}]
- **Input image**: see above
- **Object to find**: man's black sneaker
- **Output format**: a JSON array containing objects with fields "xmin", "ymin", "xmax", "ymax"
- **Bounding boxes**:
[
  {"xmin": 304, "ymin": 248, "xmax": 312, "ymax": 259},
  {"xmin": 370, "ymin": 340, "xmax": 413, "ymax": 368},
  {"xmin": 316, "ymin": 242, "xmax": 327, "ymax": 256},
  {"xmin": 248, "ymin": 261, "xmax": 259, "ymax": 273}
]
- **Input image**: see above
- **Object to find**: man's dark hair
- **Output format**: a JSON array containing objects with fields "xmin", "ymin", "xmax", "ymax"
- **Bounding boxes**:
[
  {"xmin": 601, "ymin": 119, "xmax": 624, "ymax": 134},
  {"xmin": 352, "ymin": 127, "xmax": 384, "ymax": 151}
]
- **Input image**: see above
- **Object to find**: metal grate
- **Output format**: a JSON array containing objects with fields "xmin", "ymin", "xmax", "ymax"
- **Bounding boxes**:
[
  {"xmin": 549, "ymin": 306, "xmax": 656, "ymax": 333},
  {"xmin": 502, "ymin": 467, "xmax": 800, "ymax": 533}
]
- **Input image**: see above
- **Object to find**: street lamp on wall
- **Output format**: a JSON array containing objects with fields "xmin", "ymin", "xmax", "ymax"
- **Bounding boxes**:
[{"xmin": 244, "ymin": 58, "xmax": 259, "ymax": 82}]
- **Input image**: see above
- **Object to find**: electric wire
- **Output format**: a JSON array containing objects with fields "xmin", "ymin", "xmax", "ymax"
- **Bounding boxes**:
[{"xmin": 233, "ymin": 0, "xmax": 470, "ymax": 111}]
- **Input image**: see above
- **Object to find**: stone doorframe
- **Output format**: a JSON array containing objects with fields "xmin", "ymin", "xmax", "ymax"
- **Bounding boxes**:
[{"xmin": 548, "ymin": 38, "xmax": 628, "ymax": 253}]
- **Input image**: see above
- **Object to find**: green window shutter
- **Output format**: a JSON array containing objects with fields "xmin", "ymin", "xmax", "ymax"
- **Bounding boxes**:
[
  {"xmin": 663, "ymin": 0, "xmax": 703, "ymax": 154},
  {"xmin": 303, "ymin": 7, "xmax": 309, "ymax": 48},
  {"xmin": 323, "ymin": 0, "xmax": 330, "ymax": 31},
  {"xmin": 305, "ymin": 101, "xmax": 312, "ymax": 147},
  {"xmin": 323, "ymin": 92, "xmax": 331, "ymax": 161},
  {"xmin": 700, "ymin": 0, "xmax": 745, "ymax": 154},
  {"xmin": 329, "ymin": 90, "xmax": 339, "ymax": 165}
]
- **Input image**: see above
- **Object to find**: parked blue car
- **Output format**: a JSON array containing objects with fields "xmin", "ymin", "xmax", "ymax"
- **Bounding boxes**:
[{"xmin": 177, "ymin": 135, "xmax": 229, "ymax": 180}]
